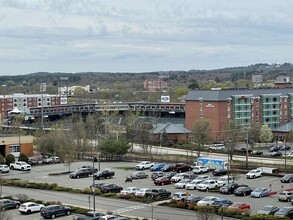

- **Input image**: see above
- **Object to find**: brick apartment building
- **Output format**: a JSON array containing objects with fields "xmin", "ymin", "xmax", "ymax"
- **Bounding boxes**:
[
  {"xmin": 0, "ymin": 93, "xmax": 61, "ymax": 120},
  {"xmin": 185, "ymin": 86, "xmax": 293, "ymax": 141},
  {"xmin": 144, "ymin": 80, "xmax": 168, "ymax": 91}
]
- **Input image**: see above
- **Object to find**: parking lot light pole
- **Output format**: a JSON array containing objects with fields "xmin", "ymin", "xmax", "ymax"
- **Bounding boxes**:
[{"xmin": 92, "ymin": 157, "xmax": 96, "ymax": 212}]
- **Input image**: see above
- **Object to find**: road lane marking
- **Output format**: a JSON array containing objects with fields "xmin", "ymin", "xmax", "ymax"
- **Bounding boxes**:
[{"xmin": 113, "ymin": 204, "xmax": 150, "ymax": 214}]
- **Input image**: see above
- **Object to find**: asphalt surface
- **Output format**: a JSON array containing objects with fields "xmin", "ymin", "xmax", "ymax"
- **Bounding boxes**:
[{"xmin": 1, "ymin": 161, "xmax": 293, "ymax": 219}]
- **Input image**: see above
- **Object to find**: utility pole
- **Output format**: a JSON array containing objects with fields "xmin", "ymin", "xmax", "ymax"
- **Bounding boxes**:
[
  {"xmin": 92, "ymin": 157, "xmax": 96, "ymax": 212},
  {"xmin": 246, "ymin": 127, "xmax": 249, "ymax": 169}
]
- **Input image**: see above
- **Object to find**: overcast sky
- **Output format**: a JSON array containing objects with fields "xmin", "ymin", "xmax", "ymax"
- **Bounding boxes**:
[{"xmin": 1, "ymin": 0, "xmax": 293, "ymax": 75}]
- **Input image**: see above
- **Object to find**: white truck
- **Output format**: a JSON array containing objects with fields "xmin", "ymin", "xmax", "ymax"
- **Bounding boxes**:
[{"xmin": 10, "ymin": 161, "xmax": 31, "ymax": 171}]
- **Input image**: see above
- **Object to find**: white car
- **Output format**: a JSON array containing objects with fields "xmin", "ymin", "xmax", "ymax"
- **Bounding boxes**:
[
  {"xmin": 99, "ymin": 215, "xmax": 116, "ymax": 220},
  {"xmin": 287, "ymin": 152, "xmax": 293, "ymax": 157},
  {"xmin": 197, "ymin": 196, "xmax": 219, "ymax": 206},
  {"xmin": 175, "ymin": 179, "xmax": 192, "ymax": 189},
  {"xmin": 0, "ymin": 164, "xmax": 10, "ymax": 173},
  {"xmin": 135, "ymin": 188, "xmax": 151, "ymax": 197},
  {"xmin": 209, "ymin": 144, "xmax": 225, "ymax": 150},
  {"xmin": 119, "ymin": 187, "xmax": 140, "ymax": 196},
  {"xmin": 193, "ymin": 166, "xmax": 210, "ymax": 174},
  {"xmin": 172, "ymin": 192, "xmax": 188, "ymax": 201},
  {"xmin": 19, "ymin": 202, "xmax": 44, "ymax": 214},
  {"xmin": 197, "ymin": 179, "xmax": 218, "ymax": 191},
  {"xmin": 246, "ymin": 169, "xmax": 262, "ymax": 179},
  {"xmin": 135, "ymin": 161, "xmax": 154, "ymax": 170},
  {"xmin": 217, "ymin": 176, "xmax": 234, "ymax": 187},
  {"xmin": 171, "ymin": 173, "xmax": 191, "ymax": 183},
  {"xmin": 185, "ymin": 175, "xmax": 210, "ymax": 190}
]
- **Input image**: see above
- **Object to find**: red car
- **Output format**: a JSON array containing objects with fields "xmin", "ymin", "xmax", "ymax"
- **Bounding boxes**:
[
  {"xmin": 154, "ymin": 176, "xmax": 172, "ymax": 185},
  {"xmin": 228, "ymin": 202, "xmax": 250, "ymax": 210}
]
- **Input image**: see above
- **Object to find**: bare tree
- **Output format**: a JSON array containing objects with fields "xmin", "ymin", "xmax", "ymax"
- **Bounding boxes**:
[
  {"xmin": 196, "ymin": 206, "xmax": 215, "ymax": 220},
  {"xmin": 224, "ymin": 121, "xmax": 243, "ymax": 161},
  {"xmin": 193, "ymin": 119, "xmax": 211, "ymax": 157}
]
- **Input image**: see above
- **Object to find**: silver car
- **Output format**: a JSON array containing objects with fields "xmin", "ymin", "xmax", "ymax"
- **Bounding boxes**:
[
  {"xmin": 278, "ymin": 191, "xmax": 293, "ymax": 202},
  {"xmin": 130, "ymin": 171, "xmax": 148, "ymax": 179}
]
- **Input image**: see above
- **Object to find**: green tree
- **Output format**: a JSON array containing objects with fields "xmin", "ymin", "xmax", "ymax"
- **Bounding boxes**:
[
  {"xmin": 74, "ymin": 87, "xmax": 88, "ymax": 96},
  {"xmin": 18, "ymin": 153, "xmax": 28, "ymax": 162},
  {"xmin": 259, "ymin": 124, "xmax": 273, "ymax": 147},
  {"xmin": 5, "ymin": 154, "xmax": 15, "ymax": 165},
  {"xmin": 99, "ymin": 138, "xmax": 130, "ymax": 160},
  {"xmin": 0, "ymin": 155, "xmax": 4, "ymax": 164},
  {"xmin": 175, "ymin": 87, "xmax": 188, "ymax": 98},
  {"xmin": 193, "ymin": 119, "xmax": 211, "ymax": 157},
  {"xmin": 286, "ymin": 130, "xmax": 293, "ymax": 144},
  {"xmin": 188, "ymin": 80, "xmax": 199, "ymax": 89}
]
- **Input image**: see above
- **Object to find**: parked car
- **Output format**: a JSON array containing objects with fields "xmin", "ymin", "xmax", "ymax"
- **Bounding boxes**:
[
  {"xmin": 161, "ymin": 164, "xmax": 175, "ymax": 172},
  {"xmin": 171, "ymin": 163, "xmax": 192, "ymax": 173},
  {"xmin": 175, "ymin": 179, "xmax": 192, "ymax": 189},
  {"xmin": 278, "ymin": 191, "xmax": 293, "ymax": 202},
  {"xmin": 19, "ymin": 202, "xmax": 44, "ymax": 214},
  {"xmin": 250, "ymin": 188, "xmax": 271, "ymax": 198},
  {"xmin": 274, "ymin": 207, "xmax": 293, "ymax": 218},
  {"xmin": 280, "ymin": 145, "xmax": 291, "ymax": 151},
  {"xmin": 119, "ymin": 187, "xmax": 140, "ymax": 196},
  {"xmin": 81, "ymin": 166, "xmax": 98, "ymax": 174},
  {"xmin": 49, "ymin": 156, "xmax": 62, "ymax": 163},
  {"xmin": 212, "ymin": 199, "xmax": 234, "ymax": 207},
  {"xmin": 193, "ymin": 166, "xmax": 210, "ymax": 174},
  {"xmin": 154, "ymin": 176, "xmax": 172, "ymax": 185},
  {"xmin": 162, "ymin": 171, "xmax": 177, "ymax": 179},
  {"xmin": 269, "ymin": 151, "xmax": 283, "ymax": 157},
  {"xmin": 42, "ymin": 156, "xmax": 53, "ymax": 164},
  {"xmin": 171, "ymin": 192, "xmax": 188, "ymax": 201},
  {"xmin": 151, "ymin": 171, "xmax": 165, "ymax": 180},
  {"xmin": 257, "ymin": 205, "xmax": 279, "ymax": 215},
  {"xmin": 185, "ymin": 175, "xmax": 210, "ymax": 190},
  {"xmin": 0, "ymin": 164, "xmax": 10, "ymax": 173},
  {"xmin": 93, "ymin": 170, "xmax": 115, "ymax": 180},
  {"xmin": 0, "ymin": 199, "xmax": 20, "ymax": 210},
  {"xmin": 75, "ymin": 211, "xmax": 105, "ymax": 220},
  {"xmin": 234, "ymin": 186, "xmax": 253, "ymax": 196},
  {"xmin": 185, "ymin": 195, "xmax": 204, "ymax": 204},
  {"xmin": 135, "ymin": 161, "xmax": 154, "ymax": 170},
  {"xmin": 217, "ymin": 176, "xmax": 234, "ymax": 187},
  {"xmin": 150, "ymin": 163, "xmax": 165, "ymax": 171},
  {"xmin": 100, "ymin": 184, "xmax": 123, "ymax": 193},
  {"xmin": 90, "ymin": 182, "xmax": 109, "ymax": 190},
  {"xmin": 209, "ymin": 144, "xmax": 225, "ymax": 150},
  {"xmin": 171, "ymin": 173, "xmax": 194, "ymax": 183},
  {"xmin": 212, "ymin": 168, "xmax": 229, "ymax": 176},
  {"xmin": 99, "ymin": 215, "xmax": 116, "ymax": 220},
  {"xmin": 220, "ymin": 183, "xmax": 248, "ymax": 194},
  {"xmin": 246, "ymin": 169, "xmax": 262, "ymax": 179},
  {"xmin": 135, "ymin": 188, "xmax": 151, "ymax": 198},
  {"xmin": 280, "ymin": 174, "xmax": 293, "ymax": 183},
  {"xmin": 130, "ymin": 171, "xmax": 148, "ymax": 179},
  {"xmin": 228, "ymin": 202, "xmax": 250, "ymax": 210},
  {"xmin": 144, "ymin": 188, "xmax": 171, "ymax": 199},
  {"xmin": 197, "ymin": 179, "xmax": 218, "ymax": 191},
  {"xmin": 40, "ymin": 205, "xmax": 71, "ymax": 219},
  {"xmin": 287, "ymin": 152, "xmax": 293, "ymax": 157},
  {"xmin": 69, "ymin": 168, "xmax": 92, "ymax": 179},
  {"xmin": 28, "ymin": 156, "xmax": 43, "ymax": 166},
  {"xmin": 197, "ymin": 196, "xmax": 219, "ymax": 206},
  {"xmin": 268, "ymin": 145, "xmax": 281, "ymax": 152},
  {"xmin": 252, "ymin": 150, "xmax": 263, "ymax": 156}
]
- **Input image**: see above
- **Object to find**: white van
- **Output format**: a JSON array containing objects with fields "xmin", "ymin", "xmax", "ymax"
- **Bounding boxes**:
[{"xmin": 209, "ymin": 144, "xmax": 225, "ymax": 150}]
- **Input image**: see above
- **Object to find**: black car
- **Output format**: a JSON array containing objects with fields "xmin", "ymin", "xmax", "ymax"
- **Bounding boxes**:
[
  {"xmin": 257, "ymin": 205, "xmax": 279, "ymax": 215},
  {"xmin": 234, "ymin": 186, "xmax": 253, "ymax": 196},
  {"xmin": 75, "ymin": 211, "xmax": 105, "ymax": 220},
  {"xmin": 40, "ymin": 205, "xmax": 71, "ymax": 219},
  {"xmin": 185, "ymin": 195, "xmax": 204, "ymax": 204},
  {"xmin": 69, "ymin": 168, "xmax": 92, "ymax": 178},
  {"xmin": 252, "ymin": 150, "xmax": 263, "ymax": 156},
  {"xmin": 274, "ymin": 207, "xmax": 293, "ymax": 218},
  {"xmin": 212, "ymin": 168, "xmax": 230, "ymax": 176},
  {"xmin": 268, "ymin": 146, "xmax": 281, "ymax": 152},
  {"xmin": 280, "ymin": 145, "xmax": 292, "ymax": 151},
  {"xmin": 269, "ymin": 151, "xmax": 283, "ymax": 157},
  {"xmin": 0, "ymin": 199, "xmax": 20, "ymax": 210},
  {"xmin": 281, "ymin": 174, "xmax": 293, "ymax": 183},
  {"xmin": 100, "ymin": 184, "xmax": 123, "ymax": 193},
  {"xmin": 90, "ymin": 182, "xmax": 109, "ymax": 190},
  {"xmin": 161, "ymin": 164, "xmax": 175, "ymax": 172},
  {"xmin": 220, "ymin": 183, "xmax": 242, "ymax": 194}
]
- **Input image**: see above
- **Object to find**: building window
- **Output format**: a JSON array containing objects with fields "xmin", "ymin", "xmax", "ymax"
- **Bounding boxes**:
[
  {"xmin": 14, "ymin": 99, "xmax": 17, "ymax": 102},
  {"xmin": 285, "ymin": 110, "xmax": 287, "ymax": 115},
  {"xmin": 47, "ymin": 98, "xmax": 50, "ymax": 101},
  {"xmin": 9, "ymin": 145, "xmax": 20, "ymax": 153},
  {"xmin": 14, "ymin": 103, "xmax": 17, "ymax": 107},
  {"xmin": 23, "ymin": 103, "xmax": 27, "ymax": 107},
  {"xmin": 38, "ymin": 98, "xmax": 41, "ymax": 102}
]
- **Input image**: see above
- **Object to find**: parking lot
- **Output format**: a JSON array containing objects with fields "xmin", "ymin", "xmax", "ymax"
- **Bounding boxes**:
[
  {"xmin": 2, "ymin": 160, "xmax": 293, "ymax": 216},
  {"xmin": 6, "ymin": 209, "xmax": 74, "ymax": 220}
]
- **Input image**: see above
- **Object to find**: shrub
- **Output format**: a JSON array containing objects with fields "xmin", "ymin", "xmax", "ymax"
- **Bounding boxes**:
[
  {"xmin": 18, "ymin": 153, "xmax": 28, "ymax": 163},
  {"xmin": 243, "ymin": 214, "xmax": 289, "ymax": 220},
  {"xmin": 5, "ymin": 154, "xmax": 15, "ymax": 165},
  {"xmin": 15, "ymin": 194, "xmax": 29, "ymax": 203}
]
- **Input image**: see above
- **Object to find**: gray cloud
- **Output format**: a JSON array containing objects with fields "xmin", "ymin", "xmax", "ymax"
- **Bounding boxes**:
[{"xmin": 0, "ymin": 0, "xmax": 293, "ymax": 74}]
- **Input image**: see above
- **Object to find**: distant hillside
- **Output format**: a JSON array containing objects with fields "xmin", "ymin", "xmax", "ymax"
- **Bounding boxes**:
[{"xmin": 0, "ymin": 63, "xmax": 293, "ymax": 95}]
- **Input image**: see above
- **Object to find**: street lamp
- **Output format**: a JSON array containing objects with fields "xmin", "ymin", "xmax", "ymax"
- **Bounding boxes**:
[{"xmin": 92, "ymin": 156, "xmax": 96, "ymax": 212}]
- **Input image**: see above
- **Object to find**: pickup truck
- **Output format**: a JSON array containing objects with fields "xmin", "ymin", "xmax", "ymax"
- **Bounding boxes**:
[
  {"xmin": 74, "ymin": 211, "xmax": 105, "ymax": 220},
  {"xmin": 93, "ymin": 170, "xmax": 115, "ymax": 180},
  {"xmin": 144, "ymin": 188, "xmax": 171, "ymax": 200},
  {"xmin": 10, "ymin": 161, "xmax": 31, "ymax": 171}
]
